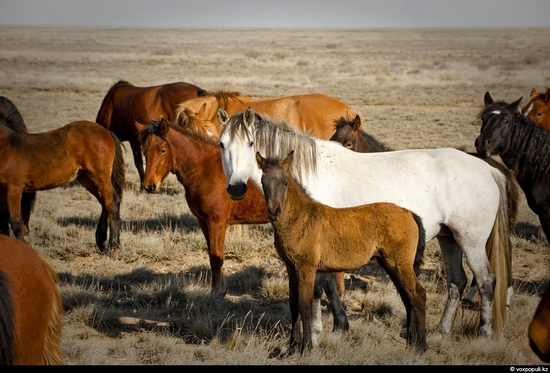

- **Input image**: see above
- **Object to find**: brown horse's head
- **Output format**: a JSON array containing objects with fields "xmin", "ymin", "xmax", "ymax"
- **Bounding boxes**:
[
  {"xmin": 256, "ymin": 150, "xmax": 294, "ymax": 221},
  {"xmin": 522, "ymin": 87, "xmax": 550, "ymax": 130},
  {"xmin": 175, "ymin": 101, "xmax": 222, "ymax": 139},
  {"xmin": 136, "ymin": 119, "xmax": 172, "ymax": 193}
]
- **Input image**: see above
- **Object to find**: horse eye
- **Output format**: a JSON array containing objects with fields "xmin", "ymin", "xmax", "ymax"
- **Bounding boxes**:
[
  {"xmin": 344, "ymin": 141, "xmax": 353, "ymax": 148},
  {"xmin": 160, "ymin": 149, "xmax": 166, "ymax": 155},
  {"xmin": 249, "ymin": 141, "xmax": 254, "ymax": 147},
  {"xmin": 218, "ymin": 142, "xmax": 225, "ymax": 149},
  {"xmin": 504, "ymin": 119, "xmax": 509, "ymax": 124},
  {"xmin": 537, "ymin": 112, "xmax": 543, "ymax": 117}
]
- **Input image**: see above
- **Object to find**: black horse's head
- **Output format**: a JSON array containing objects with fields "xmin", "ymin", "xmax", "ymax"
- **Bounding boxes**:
[{"xmin": 475, "ymin": 91, "xmax": 522, "ymax": 157}]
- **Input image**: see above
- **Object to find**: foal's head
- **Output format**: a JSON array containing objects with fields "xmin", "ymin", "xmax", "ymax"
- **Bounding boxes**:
[{"xmin": 256, "ymin": 151, "xmax": 294, "ymax": 221}]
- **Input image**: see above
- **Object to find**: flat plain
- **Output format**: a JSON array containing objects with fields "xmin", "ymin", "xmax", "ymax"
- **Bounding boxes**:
[{"xmin": 1, "ymin": 26, "xmax": 550, "ymax": 365}]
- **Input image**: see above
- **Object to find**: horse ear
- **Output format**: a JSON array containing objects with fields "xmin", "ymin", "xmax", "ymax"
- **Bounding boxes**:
[
  {"xmin": 197, "ymin": 103, "xmax": 207, "ymax": 116},
  {"xmin": 281, "ymin": 150, "xmax": 294, "ymax": 171},
  {"xmin": 135, "ymin": 121, "xmax": 146, "ymax": 132},
  {"xmin": 255, "ymin": 151, "xmax": 267, "ymax": 171},
  {"xmin": 351, "ymin": 115, "xmax": 361, "ymax": 131},
  {"xmin": 158, "ymin": 118, "xmax": 169, "ymax": 134},
  {"xmin": 217, "ymin": 108, "xmax": 229, "ymax": 125},
  {"xmin": 244, "ymin": 107, "xmax": 256, "ymax": 127},
  {"xmin": 544, "ymin": 87, "xmax": 550, "ymax": 104},
  {"xmin": 509, "ymin": 97, "xmax": 523, "ymax": 112},
  {"xmin": 530, "ymin": 87, "xmax": 538, "ymax": 97},
  {"xmin": 484, "ymin": 91, "xmax": 494, "ymax": 106}
]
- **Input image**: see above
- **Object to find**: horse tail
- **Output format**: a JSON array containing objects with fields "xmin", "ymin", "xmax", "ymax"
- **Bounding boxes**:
[
  {"xmin": 42, "ymin": 263, "xmax": 64, "ymax": 365},
  {"xmin": 487, "ymin": 168, "xmax": 512, "ymax": 336},
  {"xmin": 0, "ymin": 270, "xmax": 16, "ymax": 365},
  {"xmin": 411, "ymin": 212, "xmax": 426, "ymax": 275},
  {"xmin": 109, "ymin": 132, "xmax": 126, "ymax": 199}
]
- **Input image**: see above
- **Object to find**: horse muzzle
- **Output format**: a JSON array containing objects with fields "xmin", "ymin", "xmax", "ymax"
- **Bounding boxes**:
[
  {"xmin": 144, "ymin": 182, "xmax": 159, "ymax": 193},
  {"xmin": 226, "ymin": 183, "xmax": 247, "ymax": 201},
  {"xmin": 474, "ymin": 136, "xmax": 491, "ymax": 157}
]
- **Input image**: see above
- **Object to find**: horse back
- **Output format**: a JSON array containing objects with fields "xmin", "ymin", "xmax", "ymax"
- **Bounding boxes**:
[
  {"xmin": 0, "ymin": 235, "xmax": 63, "ymax": 365},
  {"xmin": 96, "ymin": 81, "xmax": 204, "ymax": 141}
]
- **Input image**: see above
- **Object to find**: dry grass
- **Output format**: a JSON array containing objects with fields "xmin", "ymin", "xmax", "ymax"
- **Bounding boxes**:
[{"xmin": 1, "ymin": 26, "xmax": 550, "ymax": 365}]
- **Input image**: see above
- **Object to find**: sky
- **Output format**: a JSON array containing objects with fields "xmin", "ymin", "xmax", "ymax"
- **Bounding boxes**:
[{"xmin": 0, "ymin": 0, "xmax": 549, "ymax": 29}]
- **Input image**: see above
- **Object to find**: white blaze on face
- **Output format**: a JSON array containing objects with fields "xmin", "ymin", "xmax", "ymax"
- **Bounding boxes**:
[{"xmin": 522, "ymin": 103, "xmax": 533, "ymax": 116}]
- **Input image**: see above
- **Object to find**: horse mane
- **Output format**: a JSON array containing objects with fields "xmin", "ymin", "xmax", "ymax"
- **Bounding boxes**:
[
  {"xmin": 480, "ymin": 101, "xmax": 550, "ymax": 181},
  {"xmin": 203, "ymin": 88, "xmax": 244, "ymax": 108},
  {"xmin": 139, "ymin": 118, "xmax": 218, "ymax": 147},
  {"xmin": 250, "ymin": 115, "xmax": 318, "ymax": 183},
  {"xmin": 0, "ymin": 96, "xmax": 28, "ymax": 132},
  {"xmin": 333, "ymin": 117, "xmax": 391, "ymax": 152}
]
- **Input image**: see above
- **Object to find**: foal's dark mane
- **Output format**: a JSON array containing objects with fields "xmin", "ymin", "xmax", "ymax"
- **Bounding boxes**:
[
  {"xmin": 481, "ymin": 101, "xmax": 550, "ymax": 181},
  {"xmin": 0, "ymin": 97, "xmax": 27, "ymax": 132},
  {"xmin": 333, "ymin": 117, "xmax": 391, "ymax": 152}
]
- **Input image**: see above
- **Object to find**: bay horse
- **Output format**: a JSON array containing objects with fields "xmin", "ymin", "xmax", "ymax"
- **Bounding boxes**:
[
  {"xmin": 256, "ymin": 151, "xmax": 427, "ymax": 354},
  {"xmin": 95, "ymin": 80, "xmax": 206, "ymax": 187},
  {"xmin": 521, "ymin": 87, "xmax": 550, "ymax": 131},
  {"xmin": 174, "ymin": 88, "xmax": 361, "ymax": 140},
  {"xmin": 136, "ymin": 118, "xmax": 350, "ymax": 337},
  {"xmin": 0, "ymin": 120, "xmax": 125, "ymax": 251},
  {"xmin": 529, "ymin": 284, "xmax": 550, "ymax": 362},
  {"xmin": 0, "ymin": 235, "xmax": 63, "ymax": 365},
  {"xmin": 0, "ymin": 96, "xmax": 36, "ymax": 236},
  {"xmin": 330, "ymin": 114, "xmax": 519, "ymax": 308},
  {"xmin": 218, "ymin": 107, "xmax": 512, "ymax": 338}
]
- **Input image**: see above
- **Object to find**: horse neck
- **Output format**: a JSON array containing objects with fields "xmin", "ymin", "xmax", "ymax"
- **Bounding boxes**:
[
  {"xmin": 358, "ymin": 129, "xmax": 391, "ymax": 152},
  {"xmin": 502, "ymin": 114, "xmax": 550, "ymax": 181},
  {"xmin": 273, "ymin": 174, "xmax": 319, "ymax": 231},
  {"xmin": 222, "ymin": 95, "xmax": 253, "ymax": 113},
  {"xmin": 169, "ymin": 129, "xmax": 218, "ymax": 183}
]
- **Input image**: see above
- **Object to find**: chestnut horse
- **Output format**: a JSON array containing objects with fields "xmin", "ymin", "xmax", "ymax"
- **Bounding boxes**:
[
  {"xmin": 330, "ymin": 115, "xmax": 519, "ymax": 308},
  {"xmin": 0, "ymin": 235, "xmax": 63, "ymax": 365},
  {"xmin": 0, "ymin": 120, "xmax": 125, "ymax": 251},
  {"xmin": 136, "ymin": 118, "xmax": 349, "ymax": 335},
  {"xmin": 174, "ymin": 89, "xmax": 361, "ymax": 140},
  {"xmin": 0, "ymin": 97, "xmax": 36, "ymax": 236},
  {"xmin": 95, "ymin": 80, "xmax": 206, "ymax": 187},
  {"xmin": 256, "ymin": 151, "xmax": 427, "ymax": 354},
  {"xmin": 521, "ymin": 87, "xmax": 550, "ymax": 131},
  {"xmin": 529, "ymin": 284, "xmax": 550, "ymax": 363}
]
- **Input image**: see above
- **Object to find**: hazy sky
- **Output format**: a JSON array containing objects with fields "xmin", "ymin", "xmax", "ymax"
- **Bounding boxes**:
[{"xmin": 1, "ymin": 0, "xmax": 549, "ymax": 29}]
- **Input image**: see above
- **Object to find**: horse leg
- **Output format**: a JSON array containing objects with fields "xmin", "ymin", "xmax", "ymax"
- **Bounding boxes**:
[
  {"xmin": 20, "ymin": 191, "xmax": 36, "ymax": 233},
  {"xmin": 462, "ymin": 247, "xmax": 496, "ymax": 337},
  {"xmin": 197, "ymin": 219, "xmax": 227, "ymax": 296},
  {"xmin": 375, "ymin": 257, "xmax": 428, "ymax": 351},
  {"xmin": 436, "ymin": 236, "xmax": 468, "ymax": 335},
  {"xmin": 316, "ymin": 272, "xmax": 349, "ymax": 332},
  {"xmin": 297, "ymin": 267, "xmax": 316, "ymax": 353},
  {"xmin": 6, "ymin": 187, "xmax": 26, "ymax": 240},
  {"xmin": 0, "ymin": 188, "xmax": 9, "ymax": 235},
  {"xmin": 285, "ymin": 263, "xmax": 301, "ymax": 354},
  {"xmin": 76, "ymin": 174, "xmax": 116, "ymax": 252},
  {"xmin": 130, "ymin": 139, "xmax": 145, "ymax": 189}
]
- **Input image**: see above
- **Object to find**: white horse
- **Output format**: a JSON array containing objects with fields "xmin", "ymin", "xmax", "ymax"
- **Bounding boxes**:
[{"xmin": 217, "ymin": 107, "xmax": 512, "ymax": 343}]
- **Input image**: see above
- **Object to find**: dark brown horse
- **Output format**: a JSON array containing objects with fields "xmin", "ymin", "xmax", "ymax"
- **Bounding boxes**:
[
  {"xmin": 330, "ymin": 114, "xmax": 519, "ymax": 308},
  {"xmin": 0, "ymin": 235, "xmax": 63, "ymax": 365},
  {"xmin": 0, "ymin": 97, "xmax": 36, "ymax": 236},
  {"xmin": 0, "ymin": 120, "xmax": 125, "ymax": 251},
  {"xmin": 136, "ymin": 118, "xmax": 349, "ymax": 333},
  {"xmin": 95, "ymin": 80, "xmax": 205, "ymax": 187},
  {"xmin": 521, "ymin": 87, "xmax": 550, "ymax": 131},
  {"xmin": 256, "ymin": 151, "xmax": 427, "ymax": 354}
]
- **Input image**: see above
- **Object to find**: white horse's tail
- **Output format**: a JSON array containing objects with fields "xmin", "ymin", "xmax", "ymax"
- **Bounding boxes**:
[{"xmin": 487, "ymin": 168, "xmax": 512, "ymax": 336}]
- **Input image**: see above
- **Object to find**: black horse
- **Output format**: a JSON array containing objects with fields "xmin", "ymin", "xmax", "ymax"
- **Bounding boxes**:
[
  {"xmin": 475, "ymin": 91, "xmax": 550, "ymax": 245},
  {"xmin": 0, "ymin": 96, "xmax": 36, "ymax": 236}
]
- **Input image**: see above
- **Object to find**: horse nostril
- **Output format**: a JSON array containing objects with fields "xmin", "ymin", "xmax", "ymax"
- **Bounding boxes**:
[{"xmin": 145, "ymin": 183, "xmax": 157, "ymax": 193}]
